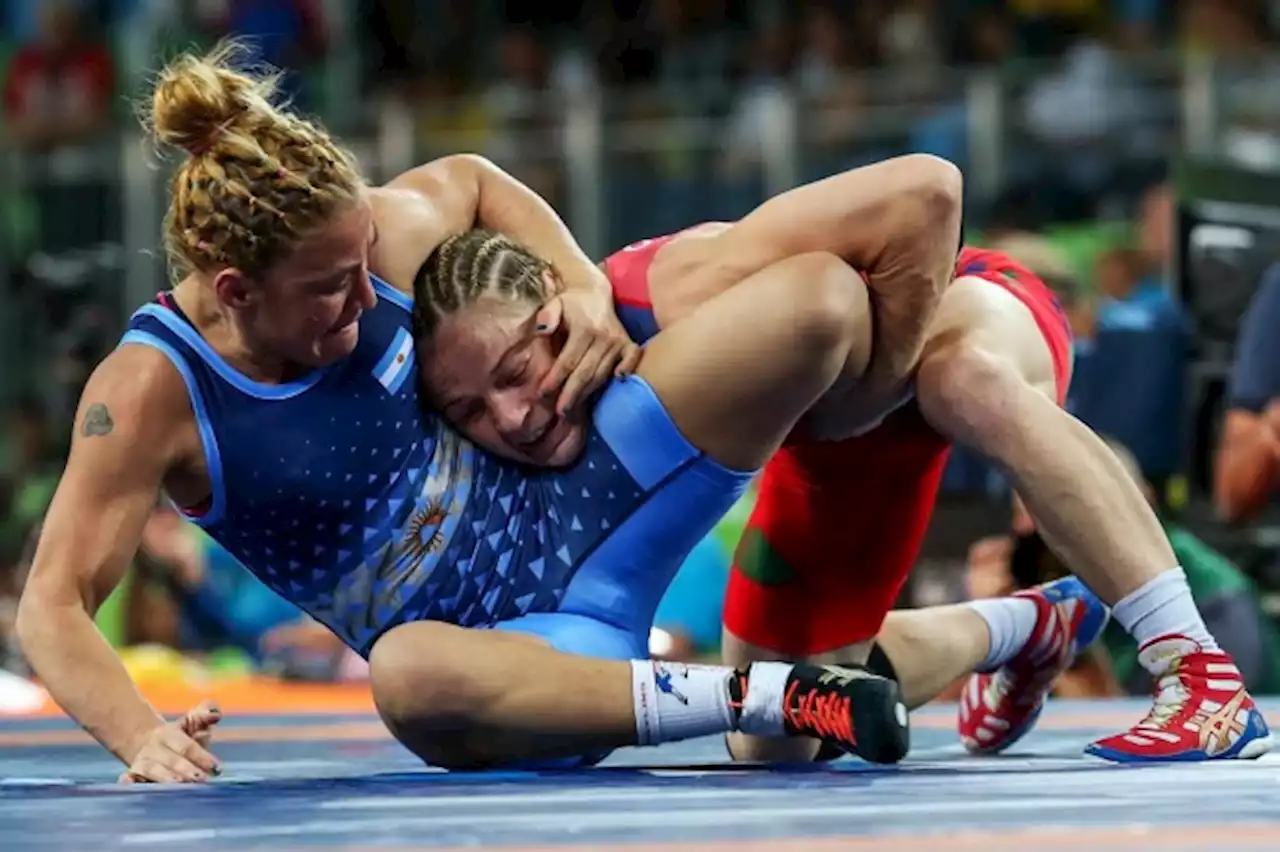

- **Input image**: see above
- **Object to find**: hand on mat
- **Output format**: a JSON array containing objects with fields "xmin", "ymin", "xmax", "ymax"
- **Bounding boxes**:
[
  {"xmin": 536, "ymin": 290, "xmax": 642, "ymax": 415},
  {"xmin": 118, "ymin": 700, "xmax": 223, "ymax": 784}
]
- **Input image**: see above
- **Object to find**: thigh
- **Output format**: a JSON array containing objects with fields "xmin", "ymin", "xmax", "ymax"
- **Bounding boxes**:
[
  {"xmin": 635, "ymin": 251, "xmax": 872, "ymax": 471},
  {"xmin": 925, "ymin": 259, "xmax": 1071, "ymax": 404}
]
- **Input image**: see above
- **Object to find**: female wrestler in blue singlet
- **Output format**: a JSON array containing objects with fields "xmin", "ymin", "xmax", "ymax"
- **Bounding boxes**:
[{"xmin": 17, "ymin": 45, "xmax": 961, "ymax": 782}]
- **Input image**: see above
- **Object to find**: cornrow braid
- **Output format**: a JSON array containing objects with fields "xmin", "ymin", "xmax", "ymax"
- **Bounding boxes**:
[{"xmin": 413, "ymin": 229, "xmax": 553, "ymax": 339}]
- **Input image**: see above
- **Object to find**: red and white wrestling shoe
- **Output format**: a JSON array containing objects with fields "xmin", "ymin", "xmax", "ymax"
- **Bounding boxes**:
[
  {"xmin": 1085, "ymin": 635, "xmax": 1273, "ymax": 763},
  {"xmin": 959, "ymin": 576, "xmax": 1109, "ymax": 755}
]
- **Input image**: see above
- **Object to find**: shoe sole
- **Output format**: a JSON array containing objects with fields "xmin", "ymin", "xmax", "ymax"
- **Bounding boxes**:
[
  {"xmin": 848, "ymin": 677, "xmax": 911, "ymax": 765},
  {"xmin": 1082, "ymin": 731, "xmax": 1276, "ymax": 764}
]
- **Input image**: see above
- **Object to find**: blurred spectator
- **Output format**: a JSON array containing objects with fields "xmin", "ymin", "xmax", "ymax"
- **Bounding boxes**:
[
  {"xmin": 193, "ymin": 0, "xmax": 328, "ymax": 107},
  {"xmin": 652, "ymin": 0, "xmax": 735, "ymax": 92},
  {"xmin": 0, "ymin": 396, "xmax": 60, "ymax": 562},
  {"xmin": 967, "ymin": 440, "xmax": 1280, "ymax": 694},
  {"xmin": 719, "ymin": 23, "xmax": 794, "ymax": 176},
  {"xmin": 2, "ymin": 2, "xmax": 114, "ymax": 151},
  {"xmin": 1216, "ymin": 263, "xmax": 1280, "ymax": 523},
  {"xmin": 1093, "ymin": 184, "xmax": 1183, "ymax": 331}
]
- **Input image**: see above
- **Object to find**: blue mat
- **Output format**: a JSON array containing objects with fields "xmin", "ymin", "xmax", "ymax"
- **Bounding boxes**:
[{"xmin": 2, "ymin": 699, "xmax": 1278, "ymax": 850}]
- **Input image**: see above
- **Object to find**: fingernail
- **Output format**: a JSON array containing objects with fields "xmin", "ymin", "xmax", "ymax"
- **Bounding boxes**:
[
  {"xmin": 211, "ymin": 764, "xmax": 222, "ymax": 776},
  {"xmin": 541, "ymin": 388, "xmax": 554, "ymax": 399},
  {"xmin": 193, "ymin": 771, "xmax": 205, "ymax": 781},
  {"xmin": 535, "ymin": 323, "xmax": 548, "ymax": 332}
]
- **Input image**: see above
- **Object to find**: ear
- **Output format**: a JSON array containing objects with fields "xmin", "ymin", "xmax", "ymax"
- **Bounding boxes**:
[
  {"xmin": 540, "ymin": 267, "xmax": 564, "ymax": 297},
  {"xmin": 212, "ymin": 268, "xmax": 255, "ymax": 310}
]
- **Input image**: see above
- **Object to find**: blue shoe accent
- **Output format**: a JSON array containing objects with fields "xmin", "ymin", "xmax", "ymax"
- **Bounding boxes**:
[
  {"xmin": 1084, "ymin": 707, "xmax": 1274, "ymax": 763},
  {"xmin": 1040, "ymin": 576, "xmax": 1110, "ymax": 656}
]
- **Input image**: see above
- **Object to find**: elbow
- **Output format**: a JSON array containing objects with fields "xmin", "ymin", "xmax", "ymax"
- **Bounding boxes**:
[
  {"xmin": 15, "ymin": 574, "xmax": 86, "ymax": 654},
  {"xmin": 14, "ymin": 587, "xmax": 49, "ymax": 656},
  {"xmin": 438, "ymin": 153, "xmax": 500, "ymax": 182},
  {"xmin": 901, "ymin": 154, "xmax": 964, "ymax": 230}
]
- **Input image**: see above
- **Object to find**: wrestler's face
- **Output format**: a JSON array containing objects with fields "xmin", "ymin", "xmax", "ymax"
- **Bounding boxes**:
[
  {"xmin": 214, "ymin": 201, "xmax": 377, "ymax": 369},
  {"xmin": 420, "ymin": 296, "xmax": 587, "ymax": 468}
]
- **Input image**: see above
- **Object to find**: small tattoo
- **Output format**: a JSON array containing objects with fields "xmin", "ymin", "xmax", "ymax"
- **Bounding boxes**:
[{"xmin": 81, "ymin": 403, "xmax": 114, "ymax": 438}]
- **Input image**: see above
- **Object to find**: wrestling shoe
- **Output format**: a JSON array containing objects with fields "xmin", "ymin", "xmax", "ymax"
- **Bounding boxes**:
[
  {"xmin": 781, "ymin": 663, "xmax": 910, "ymax": 764},
  {"xmin": 959, "ymin": 576, "xmax": 1109, "ymax": 755},
  {"xmin": 1085, "ymin": 635, "xmax": 1273, "ymax": 763}
]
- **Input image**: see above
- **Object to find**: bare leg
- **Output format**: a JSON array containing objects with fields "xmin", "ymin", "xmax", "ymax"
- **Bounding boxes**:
[
  {"xmin": 635, "ymin": 251, "xmax": 873, "ymax": 470},
  {"xmin": 875, "ymin": 607, "xmax": 992, "ymax": 709},
  {"xmin": 913, "ymin": 276, "xmax": 1174, "ymax": 605},
  {"xmin": 370, "ymin": 623, "xmax": 639, "ymax": 767},
  {"xmin": 374, "ymin": 255, "xmax": 908, "ymax": 769}
]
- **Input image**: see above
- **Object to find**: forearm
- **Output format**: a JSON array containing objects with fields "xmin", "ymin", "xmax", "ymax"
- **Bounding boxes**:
[
  {"xmin": 17, "ymin": 595, "xmax": 164, "ymax": 763},
  {"xmin": 469, "ymin": 157, "xmax": 607, "ymax": 295},
  {"xmin": 720, "ymin": 155, "xmax": 964, "ymax": 387},
  {"xmin": 1215, "ymin": 432, "xmax": 1278, "ymax": 522}
]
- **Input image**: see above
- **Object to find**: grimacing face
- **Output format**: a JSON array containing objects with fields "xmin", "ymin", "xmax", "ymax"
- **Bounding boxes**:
[
  {"xmin": 418, "ymin": 297, "xmax": 588, "ymax": 468},
  {"xmin": 213, "ymin": 201, "xmax": 377, "ymax": 368}
]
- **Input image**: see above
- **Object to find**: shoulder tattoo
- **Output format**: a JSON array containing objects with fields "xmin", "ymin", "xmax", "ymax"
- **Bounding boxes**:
[{"xmin": 81, "ymin": 403, "xmax": 114, "ymax": 438}]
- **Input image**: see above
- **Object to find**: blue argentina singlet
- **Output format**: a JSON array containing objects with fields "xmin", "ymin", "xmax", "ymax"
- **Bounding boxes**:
[{"xmin": 121, "ymin": 276, "xmax": 752, "ymax": 660}]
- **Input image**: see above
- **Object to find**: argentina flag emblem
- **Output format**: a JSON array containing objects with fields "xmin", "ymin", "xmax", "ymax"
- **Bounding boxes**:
[{"xmin": 373, "ymin": 326, "xmax": 414, "ymax": 394}]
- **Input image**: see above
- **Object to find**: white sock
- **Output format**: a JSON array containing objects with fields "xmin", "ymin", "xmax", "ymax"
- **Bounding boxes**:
[
  {"xmin": 630, "ymin": 660, "xmax": 738, "ymax": 746},
  {"xmin": 1112, "ymin": 567, "xmax": 1218, "ymax": 659},
  {"xmin": 737, "ymin": 661, "xmax": 795, "ymax": 737},
  {"xmin": 968, "ymin": 598, "xmax": 1039, "ymax": 672}
]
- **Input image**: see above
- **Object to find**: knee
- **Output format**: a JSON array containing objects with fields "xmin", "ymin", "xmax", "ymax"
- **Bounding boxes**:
[
  {"xmin": 916, "ymin": 342, "xmax": 1025, "ymax": 447},
  {"xmin": 781, "ymin": 252, "xmax": 871, "ymax": 362},
  {"xmin": 368, "ymin": 623, "xmax": 488, "ymax": 768}
]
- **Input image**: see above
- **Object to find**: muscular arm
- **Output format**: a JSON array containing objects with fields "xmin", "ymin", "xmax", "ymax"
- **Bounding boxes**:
[
  {"xmin": 1216, "ymin": 265, "xmax": 1280, "ymax": 522},
  {"xmin": 388, "ymin": 154, "xmax": 609, "ymax": 296},
  {"xmin": 16, "ymin": 347, "xmax": 187, "ymax": 763},
  {"xmin": 682, "ymin": 155, "xmax": 964, "ymax": 392}
]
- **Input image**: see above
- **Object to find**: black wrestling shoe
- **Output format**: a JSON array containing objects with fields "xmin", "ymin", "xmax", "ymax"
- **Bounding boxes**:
[{"xmin": 783, "ymin": 663, "xmax": 909, "ymax": 764}]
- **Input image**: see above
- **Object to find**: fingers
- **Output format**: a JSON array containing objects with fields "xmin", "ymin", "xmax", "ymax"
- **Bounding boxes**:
[
  {"xmin": 555, "ymin": 338, "xmax": 621, "ymax": 414},
  {"xmin": 118, "ymin": 754, "xmax": 202, "ymax": 784},
  {"xmin": 183, "ymin": 700, "xmax": 222, "ymax": 734},
  {"xmin": 534, "ymin": 299, "xmax": 563, "ymax": 337},
  {"xmin": 539, "ymin": 325, "xmax": 591, "ymax": 406},
  {"xmin": 615, "ymin": 342, "xmax": 642, "ymax": 377},
  {"xmin": 160, "ymin": 727, "xmax": 222, "ymax": 776}
]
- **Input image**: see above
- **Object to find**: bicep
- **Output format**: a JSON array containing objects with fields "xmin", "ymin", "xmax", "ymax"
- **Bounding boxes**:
[{"xmin": 25, "ymin": 373, "xmax": 174, "ymax": 612}]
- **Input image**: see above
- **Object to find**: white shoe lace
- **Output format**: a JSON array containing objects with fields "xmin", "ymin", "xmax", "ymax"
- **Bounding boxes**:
[{"xmin": 1136, "ymin": 669, "xmax": 1189, "ymax": 731}]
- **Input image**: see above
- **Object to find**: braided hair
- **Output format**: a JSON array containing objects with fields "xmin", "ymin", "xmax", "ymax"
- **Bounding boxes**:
[
  {"xmin": 146, "ymin": 41, "xmax": 364, "ymax": 278},
  {"xmin": 412, "ymin": 229, "xmax": 553, "ymax": 339}
]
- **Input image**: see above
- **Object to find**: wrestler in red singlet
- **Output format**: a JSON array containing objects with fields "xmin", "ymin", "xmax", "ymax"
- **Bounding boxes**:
[{"xmin": 602, "ymin": 237, "xmax": 1074, "ymax": 657}]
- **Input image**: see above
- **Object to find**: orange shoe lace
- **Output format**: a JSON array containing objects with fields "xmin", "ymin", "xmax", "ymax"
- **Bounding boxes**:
[{"xmin": 784, "ymin": 680, "xmax": 857, "ymax": 746}]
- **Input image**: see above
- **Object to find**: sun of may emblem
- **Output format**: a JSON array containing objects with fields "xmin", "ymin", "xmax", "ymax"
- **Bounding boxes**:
[{"xmin": 403, "ymin": 497, "xmax": 449, "ymax": 568}]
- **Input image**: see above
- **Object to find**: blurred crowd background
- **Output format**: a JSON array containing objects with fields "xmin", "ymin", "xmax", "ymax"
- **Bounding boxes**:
[{"xmin": 5, "ymin": 0, "xmax": 1280, "ymax": 705}]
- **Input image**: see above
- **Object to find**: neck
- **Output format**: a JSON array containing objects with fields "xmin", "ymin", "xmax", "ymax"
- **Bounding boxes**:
[{"xmin": 170, "ymin": 276, "xmax": 302, "ymax": 384}]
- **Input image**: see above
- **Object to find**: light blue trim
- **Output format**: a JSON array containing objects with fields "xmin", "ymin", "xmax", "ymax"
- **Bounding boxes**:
[
  {"xmin": 372, "ymin": 274, "xmax": 413, "ymax": 311},
  {"xmin": 132, "ymin": 304, "xmax": 327, "ymax": 400}
]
